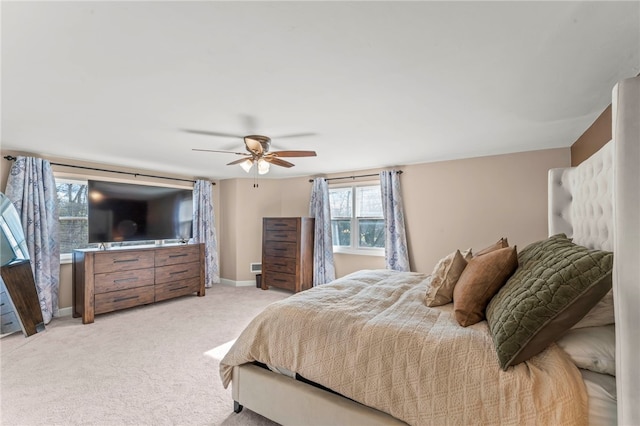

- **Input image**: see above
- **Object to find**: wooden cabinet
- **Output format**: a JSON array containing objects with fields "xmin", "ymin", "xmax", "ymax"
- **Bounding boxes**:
[
  {"xmin": 0, "ymin": 260, "xmax": 45, "ymax": 337},
  {"xmin": 73, "ymin": 244, "xmax": 204, "ymax": 324},
  {"xmin": 262, "ymin": 217, "xmax": 314, "ymax": 293}
]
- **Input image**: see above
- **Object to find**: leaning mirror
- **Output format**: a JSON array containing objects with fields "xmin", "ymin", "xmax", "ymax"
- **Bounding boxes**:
[{"xmin": 0, "ymin": 192, "xmax": 45, "ymax": 337}]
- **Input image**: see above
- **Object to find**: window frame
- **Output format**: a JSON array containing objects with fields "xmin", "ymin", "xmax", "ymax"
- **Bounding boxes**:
[
  {"xmin": 329, "ymin": 180, "xmax": 385, "ymax": 257},
  {"xmin": 55, "ymin": 175, "xmax": 91, "ymax": 264}
]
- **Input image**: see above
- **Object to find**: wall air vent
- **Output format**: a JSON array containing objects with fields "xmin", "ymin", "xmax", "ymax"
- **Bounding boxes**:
[{"xmin": 250, "ymin": 263, "xmax": 262, "ymax": 274}]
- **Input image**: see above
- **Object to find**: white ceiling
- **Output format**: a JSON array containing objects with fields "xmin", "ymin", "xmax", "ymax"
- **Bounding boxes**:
[{"xmin": 2, "ymin": 1, "xmax": 639, "ymax": 181}]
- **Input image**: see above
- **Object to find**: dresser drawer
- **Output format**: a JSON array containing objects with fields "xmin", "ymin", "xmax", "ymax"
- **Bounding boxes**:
[
  {"xmin": 155, "ymin": 245, "xmax": 200, "ymax": 267},
  {"xmin": 155, "ymin": 277, "xmax": 201, "ymax": 302},
  {"xmin": 94, "ymin": 251, "xmax": 155, "ymax": 274},
  {"xmin": 155, "ymin": 262, "xmax": 200, "ymax": 284},
  {"xmin": 263, "ymin": 256, "xmax": 296, "ymax": 274},
  {"xmin": 264, "ymin": 230, "xmax": 297, "ymax": 242},
  {"xmin": 1, "ymin": 311, "xmax": 21, "ymax": 334},
  {"xmin": 94, "ymin": 268, "xmax": 154, "ymax": 294},
  {"xmin": 94, "ymin": 286, "xmax": 154, "ymax": 315},
  {"xmin": 264, "ymin": 218, "xmax": 298, "ymax": 232},
  {"xmin": 0, "ymin": 290, "xmax": 12, "ymax": 313},
  {"xmin": 265, "ymin": 271, "xmax": 296, "ymax": 292},
  {"xmin": 264, "ymin": 242, "xmax": 297, "ymax": 259}
]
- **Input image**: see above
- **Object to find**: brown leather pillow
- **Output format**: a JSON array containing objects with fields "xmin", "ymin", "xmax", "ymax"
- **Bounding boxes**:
[
  {"xmin": 453, "ymin": 246, "xmax": 518, "ymax": 327},
  {"xmin": 475, "ymin": 237, "xmax": 509, "ymax": 257}
]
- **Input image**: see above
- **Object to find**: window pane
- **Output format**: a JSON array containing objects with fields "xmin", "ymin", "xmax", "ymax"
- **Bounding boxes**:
[
  {"xmin": 331, "ymin": 219, "xmax": 351, "ymax": 247},
  {"xmin": 329, "ymin": 187, "xmax": 352, "ymax": 218},
  {"xmin": 358, "ymin": 219, "xmax": 385, "ymax": 248},
  {"xmin": 56, "ymin": 180, "xmax": 90, "ymax": 254},
  {"xmin": 356, "ymin": 186, "xmax": 382, "ymax": 217}
]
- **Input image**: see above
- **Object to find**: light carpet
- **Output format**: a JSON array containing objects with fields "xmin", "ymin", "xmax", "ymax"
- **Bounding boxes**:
[{"xmin": 1, "ymin": 285, "xmax": 290, "ymax": 426}]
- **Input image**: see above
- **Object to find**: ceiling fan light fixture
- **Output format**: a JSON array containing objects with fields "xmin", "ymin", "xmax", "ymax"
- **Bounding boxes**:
[
  {"xmin": 257, "ymin": 158, "xmax": 270, "ymax": 175},
  {"xmin": 239, "ymin": 158, "xmax": 254, "ymax": 173}
]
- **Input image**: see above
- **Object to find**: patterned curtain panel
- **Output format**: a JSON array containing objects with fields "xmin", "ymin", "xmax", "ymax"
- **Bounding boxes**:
[
  {"xmin": 5, "ymin": 156, "xmax": 60, "ymax": 323},
  {"xmin": 309, "ymin": 178, "xmax": 335, "ymax": 285},
  {"xmin": 193, "ymin": 180, "xmax": 220, "ymax": 287},
  {"xmin": 380, "ymin": 170, "xmax": 410, "ymax": 271}
]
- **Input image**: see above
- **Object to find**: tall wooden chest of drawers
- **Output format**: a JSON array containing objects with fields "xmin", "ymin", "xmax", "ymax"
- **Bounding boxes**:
[
  {"xmin": 262, "ymin": 217, "xmax": 314, "ymax": 293},
  {"xmin": 72, "ymin": 243, "xmax": 205, "ymax": 324}
]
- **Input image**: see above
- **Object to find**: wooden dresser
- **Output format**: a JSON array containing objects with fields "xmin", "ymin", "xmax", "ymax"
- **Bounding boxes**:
[
  {"xmin": 72, "ymin": 243, "xmax": 204, "ymax": 324},
  {"xmin": 262, "ymin": 217, "xmax": 314, "ymax": 293}
]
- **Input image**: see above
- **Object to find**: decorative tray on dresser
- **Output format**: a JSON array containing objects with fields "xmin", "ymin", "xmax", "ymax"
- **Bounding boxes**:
[
  {"xmin": 262, "ymin": 217, "xmax": 314, "ymax": 293},
  {"xmin": 72, "ymin": 243, "xmax": 205, "ymax": 324}
]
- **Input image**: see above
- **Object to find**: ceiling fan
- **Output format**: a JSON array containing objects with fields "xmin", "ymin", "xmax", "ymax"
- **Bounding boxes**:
[{"xmin": 186, "ymin": 129, "xmax": 317, "ymax": 175}]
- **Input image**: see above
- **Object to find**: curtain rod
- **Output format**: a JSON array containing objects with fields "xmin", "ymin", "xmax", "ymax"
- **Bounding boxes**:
[
  {"xmin": 308, "ymin": 170, "xmax": 402, "ymax": 183},
  {"xmin": 3, "ymin": 155, "xmax": 210, "ymax": 185}
]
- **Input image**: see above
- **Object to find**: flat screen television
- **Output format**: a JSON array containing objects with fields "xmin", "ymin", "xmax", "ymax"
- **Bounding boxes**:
[{"xmin": 88, "ymin": 180, "xmax": 193, "ymax": 243}]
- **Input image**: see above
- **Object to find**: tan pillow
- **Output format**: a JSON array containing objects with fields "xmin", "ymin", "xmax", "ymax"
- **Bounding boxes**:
[
  {"xmin": 453, "ymin": 246, "xmax": 518, "ymax": 327},
  {"xmin": 475, "ymin": 237, "xmax": 509, "ymax": 257},
  {"xmin": 425, "ymin": 249, "xmax": 472, "ymax": 307}
]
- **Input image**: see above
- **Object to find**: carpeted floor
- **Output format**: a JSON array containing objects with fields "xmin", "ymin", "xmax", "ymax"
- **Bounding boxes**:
[{"xmin": 0, "ymin": 285, "xmax": 290, "ymax": 425}]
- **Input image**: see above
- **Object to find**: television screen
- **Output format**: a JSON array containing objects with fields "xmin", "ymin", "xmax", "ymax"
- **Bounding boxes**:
[{"xmin": 88, "ymin": 180, "xmax": 193, "ymax": 243}]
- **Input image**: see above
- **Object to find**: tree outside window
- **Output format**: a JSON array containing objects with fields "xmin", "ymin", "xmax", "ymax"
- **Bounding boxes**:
[
  {"xmin": 329, "ymin": 184, "xmax": 384, "ymax": 252},
  {"xmin": 56, "ymin": 179, "xmax": 90, "ymax": 255}
]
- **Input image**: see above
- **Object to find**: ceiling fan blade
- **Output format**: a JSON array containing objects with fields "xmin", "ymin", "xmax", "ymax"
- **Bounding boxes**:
[
  {"xmin": 270, "ymin": 150, "xmax": 317, "ymax": 158},
  {"xmin": 227, "ymin": 157, "xmax": 253, "ymax": 166},
  {"xmin": 272, "ymin": 132, "xmax": 317, "ymax": 139},
  {"xmin": 264, "ymin": 157, "xmax": 295, "ymax": 168},
  {"xmin": 192, "ymin": 148, "xmax": 247, "ymax": 155},
  {"xmin": 181, "ymin": 129, "xmax": 244, "ymax": 138}
]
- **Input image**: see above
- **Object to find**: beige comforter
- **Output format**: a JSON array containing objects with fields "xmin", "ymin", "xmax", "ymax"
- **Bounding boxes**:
[{"xmin": 220, "ymin": 269, "xmax": 588, "ymax": 425}]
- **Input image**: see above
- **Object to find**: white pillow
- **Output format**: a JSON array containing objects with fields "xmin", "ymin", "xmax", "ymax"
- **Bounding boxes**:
[
  {"xmin": 572, "ymin": 289, "xmax": 615, "ymax": 329},
  {"xmin": 580, "ymin": 369, "xmax": 617, "ymax": 426},
  {"xmin": 556, "ymin": 325, "xmax": 615, "ymax": 376}
]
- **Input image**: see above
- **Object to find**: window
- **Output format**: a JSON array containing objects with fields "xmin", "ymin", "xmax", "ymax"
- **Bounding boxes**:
[
  {"xmin": 56, "ymin": 178, "xmax": 90, "ymax": 260},
  {"xmin": 329, "ymin": 184, "xmax": 384, "ymax": 255}
]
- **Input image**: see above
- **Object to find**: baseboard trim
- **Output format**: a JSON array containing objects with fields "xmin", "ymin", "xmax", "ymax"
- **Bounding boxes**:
[
  {"xmin": 220, "ymin": 278, "xmax": 257, "ymax": 287},
  {"xmin": 56, "ymin": 307, "xmax": 73, "ymax": 317}
]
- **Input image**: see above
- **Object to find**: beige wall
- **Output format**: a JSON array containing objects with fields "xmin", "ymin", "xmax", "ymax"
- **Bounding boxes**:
[
  {"xmin": 225, "ymin": 147, "xmax": 570, "ymax": 279},
  {"xmin": 400, "ymin": 148, "xmax": 569, "ymax": 273},
  {"xmin": 571, "ymin": 105, "xmax": 612, "ymax": 166},
  {"xmin": 1, "ymin": 146, "xmax": 570, "ymax": 310},
  {"xmin": 219, "ymin": 176, "xmax": 310, "ymax": 282}
]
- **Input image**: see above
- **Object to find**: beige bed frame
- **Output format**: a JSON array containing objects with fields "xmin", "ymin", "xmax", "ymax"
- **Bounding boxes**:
[{"xmin": 231, "ymin": 76, "xmax": 640, "ymax": 426}]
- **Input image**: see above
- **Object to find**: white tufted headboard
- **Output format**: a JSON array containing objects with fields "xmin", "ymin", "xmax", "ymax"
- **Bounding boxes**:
[
  {"xmin": 548, "ymin": 76, "xmax": 640, "ymax": 426},
  {"xmin": 548, "ymin": 140, "xmax": 614, "ymax": 251}
]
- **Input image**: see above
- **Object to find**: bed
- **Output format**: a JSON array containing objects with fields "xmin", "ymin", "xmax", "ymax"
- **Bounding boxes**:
[{"xmin": 220, "ymin": 75, "xmax": 639, "ymax": 425}]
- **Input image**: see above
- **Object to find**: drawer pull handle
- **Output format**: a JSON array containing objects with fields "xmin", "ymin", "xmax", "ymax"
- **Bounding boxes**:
[
  {"xmin": 169, "ymin": 254, "xmax": 188, "ymax": 258},
  {"xmin": 273, "ymin": 248, "xmax": 286, "ymax": 251},
  {"xmin": 114, "ymin": 295, "xmax": 138, "ymax": 303},
  {"xmin": 273, "ymin": 223, "xmax": 287, "ymax": 226},
  {"xmin": 4, "ymin": 321, "xmax": 13, "ymax": 326},
  {"xmin": 170, "ymin": 270, "xmax": 189, "ymax": 275},
  {"xmin": 274, "ymin": 279, "xmax": 287, "ymax": 283},
  {"xmin": 275, "ymin": 234, "xmax": 287, "ymax": 238},
  {"xmin": 169, "ymin": 285, "xmax": 189, "ymax": 292},
  {"xmin": 114, "ymin": 258, "xmax": 139, "ymax": 264},
  {"xmin": 114, "ymin": 277, "xmax": 137, "ymax": 284}
]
